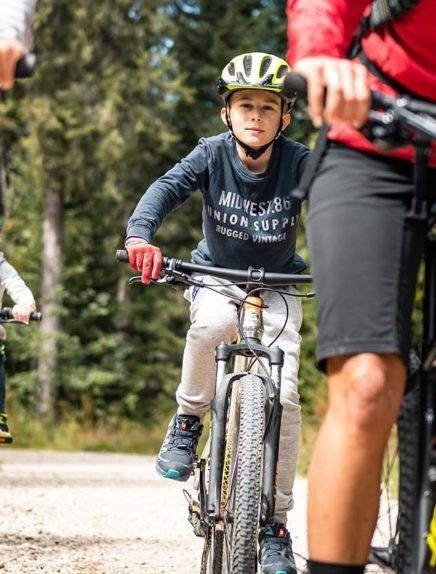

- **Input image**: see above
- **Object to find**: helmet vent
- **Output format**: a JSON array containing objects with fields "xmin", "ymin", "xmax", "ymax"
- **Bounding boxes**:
[
  {"xmin": 227, "ymin": 62, "xmax": 235, "ymax": 77},
  {"xmin": 260, "ymin": 56, "xmax": 272, "ymax": 78},
  {"xmin": 243, "ymin": 55, "xmax": 252, "ymax": 77},
  {"xmin": 277, "ymin": 64, "xmax": 288, "ymax": 79}
]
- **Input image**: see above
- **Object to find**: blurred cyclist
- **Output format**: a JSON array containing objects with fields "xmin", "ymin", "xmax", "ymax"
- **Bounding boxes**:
[{"xmin": 286, "ymin": 1, "xmax": 436, "ymax": 573}]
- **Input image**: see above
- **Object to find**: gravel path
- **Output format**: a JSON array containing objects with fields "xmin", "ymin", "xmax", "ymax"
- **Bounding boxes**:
[{"xmin": 0, "ymin": 449, "xmax": 309, "ymax": 573}]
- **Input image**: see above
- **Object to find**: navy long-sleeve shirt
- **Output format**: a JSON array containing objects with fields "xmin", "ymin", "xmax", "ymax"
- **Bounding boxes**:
[{"xmin": 127, "ymin": 131, "xmax": 310, "ymax": 273}]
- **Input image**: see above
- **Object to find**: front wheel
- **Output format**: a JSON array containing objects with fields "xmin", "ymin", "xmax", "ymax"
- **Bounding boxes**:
[
  {"xmin": 221, "ymin": 374, "xmax": 266, "ymax": 573},
  {"xmin": 369, "ymin": 382, "xmax": 422, "ymax": 573}
]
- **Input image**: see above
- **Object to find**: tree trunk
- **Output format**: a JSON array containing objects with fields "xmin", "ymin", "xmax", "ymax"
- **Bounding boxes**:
[{"xmin": 37, "ymin": 189, "xmax": 63, "ymax": 418}]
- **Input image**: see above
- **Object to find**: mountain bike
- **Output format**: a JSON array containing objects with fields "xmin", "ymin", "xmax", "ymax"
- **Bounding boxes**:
[
  {"xmin": 116, "ymin": 249, "xmax": 313, "ymax": 573},
  {"xmin": 284, "ymin": 72, "xmax": 436, "ymax": 574}
]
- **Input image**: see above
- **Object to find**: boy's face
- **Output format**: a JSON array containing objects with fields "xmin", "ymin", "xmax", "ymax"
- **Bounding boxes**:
[{"xmin": 221, "ymin": 89, "xmax": 290, "ymax": 150}]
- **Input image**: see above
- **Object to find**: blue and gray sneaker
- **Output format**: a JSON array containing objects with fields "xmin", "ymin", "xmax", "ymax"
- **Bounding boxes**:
[
  {"xmin": 155, "ymin": 414, "xmax": 203, "ymax": 481},
  {"xmin": 259, "ymin": 522, "xmax": 297, "ymax": 574}
]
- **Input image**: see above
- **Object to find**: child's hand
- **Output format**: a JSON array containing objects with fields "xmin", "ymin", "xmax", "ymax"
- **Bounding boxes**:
[
  {"xmin": 126, "ymin": 240, "xmax": 163, "ymax": 284},
  {"xmin": 12, "ymin": 303, "xmax": 37, "ymax": 324}
]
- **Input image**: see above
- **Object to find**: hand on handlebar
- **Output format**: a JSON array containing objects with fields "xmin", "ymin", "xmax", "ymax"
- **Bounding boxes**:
[
  {"xmin": 0, "ymin": 38, "xmax": 26, "ymax": 91},
  {"xmin": 126, "ymin": 240, "xmax": 163, "ymax": 284},
  {"xmin": 12, "ymin": 302, "xmax": 37, "ymax": 324},
  {"xmin": 293, "ymin": 56, "xmax": 371, "ymax": 128}
]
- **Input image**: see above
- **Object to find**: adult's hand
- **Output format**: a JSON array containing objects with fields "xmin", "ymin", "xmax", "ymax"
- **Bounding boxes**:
[
  {"xmin": 0, "ymin": 38, "xmax": 26, "ymax": 90},
  {"xmin": 293, "ymin": 56, "xmax": 371, "ymax": 128},
  {"xmin": 126, "ymin": 240, "xmax": 163, "ymax": 285}
]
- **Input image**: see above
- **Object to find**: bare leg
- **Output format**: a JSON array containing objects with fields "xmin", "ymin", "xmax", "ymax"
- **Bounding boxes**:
[{"xmin": 308, "ymin": 353, "xmax": 406, "ymax": 563}]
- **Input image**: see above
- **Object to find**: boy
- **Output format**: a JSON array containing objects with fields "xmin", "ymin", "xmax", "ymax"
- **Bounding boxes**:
[
  {"xmin": 0, "ymin": 250, "xmax": 37, "ymax": 443},
  {"xmin": 125, "ymin": 52, "xmax": 310, "ymax": 574}
]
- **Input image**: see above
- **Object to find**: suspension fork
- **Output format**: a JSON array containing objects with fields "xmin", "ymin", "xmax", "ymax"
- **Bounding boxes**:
[
  {"xmin": 207, "ymin": 339, "xmax": 285, "ymax": 524},
  {"xmin": 260, "ymin": 355, "xmax": 284, "ymax": 526}
]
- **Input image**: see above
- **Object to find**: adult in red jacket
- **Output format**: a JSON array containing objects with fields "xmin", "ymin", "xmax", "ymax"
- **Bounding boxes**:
[{"xmin": 286, "ymin": 2, "xmax": 436, "ymax": 573}]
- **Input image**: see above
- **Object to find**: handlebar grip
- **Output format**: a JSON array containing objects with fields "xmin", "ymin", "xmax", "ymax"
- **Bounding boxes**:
[
  {"xmin": 15, "ymin": 53, "xmax": 37, "ymax": 79},
  {"xmin": 0, "ymin": 307, "xmax": 42, "ymax": 321},
  {"xmin": 116, "ymin": 249, "xmax": 129, "ymax": 263},
  {"xmin": 284, "ymin": 72, "xmax": 308, "ymax": 97}
]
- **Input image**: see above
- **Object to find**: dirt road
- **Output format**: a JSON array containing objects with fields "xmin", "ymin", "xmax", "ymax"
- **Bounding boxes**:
[{"xmin": 0, "ymin": 449, "xmax": 309, "ymax": 573}]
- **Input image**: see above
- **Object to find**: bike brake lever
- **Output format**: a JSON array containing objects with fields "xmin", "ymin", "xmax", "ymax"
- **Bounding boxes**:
[
  {"xmin": 128, "ymin": 275, "xmax": 181, "ymax": 286},
  {"xmin": 128, "ymin": 273, "xmax": 194, "ymax": 290}
]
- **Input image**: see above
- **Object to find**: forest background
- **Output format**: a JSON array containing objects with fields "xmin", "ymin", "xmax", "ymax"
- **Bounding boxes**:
[{"xmin": 2, "ymin": 0, "xmax": 331, "ymax": 467}]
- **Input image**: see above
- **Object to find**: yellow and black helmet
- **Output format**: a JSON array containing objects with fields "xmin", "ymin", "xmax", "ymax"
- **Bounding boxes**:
[{"xmin": 217, "ymin": 52, "xmax": 296, "ymax": 106}]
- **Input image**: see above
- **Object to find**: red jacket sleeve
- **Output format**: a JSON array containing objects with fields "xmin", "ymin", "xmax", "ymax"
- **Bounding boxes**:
[{"xmin": 286, "ymin": 0, "xmax": 370, "ymax": 64}]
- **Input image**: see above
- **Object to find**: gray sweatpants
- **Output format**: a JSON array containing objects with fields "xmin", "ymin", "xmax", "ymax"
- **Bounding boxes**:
[{"xmin": 176, "ymin": 276, "xmax": 302, "ymax": 525}]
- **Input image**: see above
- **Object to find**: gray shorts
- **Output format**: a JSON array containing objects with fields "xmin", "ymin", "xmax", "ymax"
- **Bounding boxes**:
[{"xmin": 308, "ymin": 144, "xmax": 436, "ymax": 371}]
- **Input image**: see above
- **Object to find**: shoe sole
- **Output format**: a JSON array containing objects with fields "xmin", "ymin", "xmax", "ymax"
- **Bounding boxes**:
[{"xmin": 155, "ymin": 460, "xmax": 192, "ymax": 482}]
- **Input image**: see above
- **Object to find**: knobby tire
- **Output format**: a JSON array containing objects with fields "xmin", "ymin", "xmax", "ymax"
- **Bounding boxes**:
[
  {"xmin": 369, "ymin": 383, "xmax": 421, "ymax": 573},
  {"xmin": 222, "ymin": 374, "xmax": 266, "ymax": 574}
]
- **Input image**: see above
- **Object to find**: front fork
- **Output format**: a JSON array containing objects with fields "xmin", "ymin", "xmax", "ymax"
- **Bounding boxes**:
[{"xmin": 206, "ymin": 340, "xmax": 284, "ymax": 526}]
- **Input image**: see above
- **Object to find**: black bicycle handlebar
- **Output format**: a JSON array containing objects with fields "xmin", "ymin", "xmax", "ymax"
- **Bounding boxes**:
[
  {"xmin": 116, "ymin": 249, "xmax": 312, "ymax": 286},
  {"xmin": 284, "ymin": 72, "xmax": 436, "ymax": 116},
  {"xmin": 0, "ymin": 307, "xmax": 42, "ymax": 322},
  {"xmin": 15, "ymin": 53, "xmax": 37, "ymax": 79},
  {"xmin": 284, "ymin": 72, "xmax": 309, "ymax": 97},
  {"xmin": 284, "ymin": 71, "xmax": 436, "ymax": 140}
]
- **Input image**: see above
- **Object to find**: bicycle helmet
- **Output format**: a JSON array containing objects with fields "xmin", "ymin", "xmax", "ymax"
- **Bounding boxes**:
[
  {"xmin": 217, "ymin": 52, "xmax": 296, "ymax": 107},
  {"xmin": 217, "ymin": 52, "xmax": 296, "ymax": 160}
]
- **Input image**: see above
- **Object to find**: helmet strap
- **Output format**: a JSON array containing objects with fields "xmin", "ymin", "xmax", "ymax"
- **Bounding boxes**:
[{"xmin": 225, "ymin": 100, "xmax": 285, "ymax": 160}]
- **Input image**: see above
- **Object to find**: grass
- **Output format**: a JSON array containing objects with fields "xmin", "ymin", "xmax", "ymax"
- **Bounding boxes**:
[
  {"xmin": 6, "ymin": 403, "xmax": 167, "ymax": 454},
  {"xmin": 4, "ymin": 402, "xmax": 320, "ymax": 479}
]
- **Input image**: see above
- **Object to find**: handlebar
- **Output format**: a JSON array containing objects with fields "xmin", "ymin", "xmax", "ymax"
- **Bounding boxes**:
[
  {"xmin": 0, "ymin": 307, "xmax": 42, "ymax": 322},
  {"xmin": 284, "ymin": 71, "xmax": 436, "ymax": 141},
  {"xmin": 284, "ymin": 72, "xmax": 436, "ymax": 116},
  {"xmin": 115, "ymin": 249, "xmax": 312, "ymax": 286},
  {"xmin": 284, "ymin": 72, "xmax": 309, "ymax": 97},
  {"xmin": 15, "ymin": 53, "xmax": 37, "ymax": 79}
]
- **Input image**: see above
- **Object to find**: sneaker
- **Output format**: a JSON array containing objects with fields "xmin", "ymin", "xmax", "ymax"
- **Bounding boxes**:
[
  {"xmin": 0, "ymin": 413, "xmax": 13, "ymax": 444},
  {"xmin": 259, "ymin": 522, "xmax": 297, "ymax": 574},
  {"xmin": 155, "ymin": 414, "xmax": 203, "ymax": 481}
]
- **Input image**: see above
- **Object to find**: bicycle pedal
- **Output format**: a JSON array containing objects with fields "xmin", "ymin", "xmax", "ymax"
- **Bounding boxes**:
[{"xmin": 183, "ymin": 489, "xmax": 206, "ymax": 538}]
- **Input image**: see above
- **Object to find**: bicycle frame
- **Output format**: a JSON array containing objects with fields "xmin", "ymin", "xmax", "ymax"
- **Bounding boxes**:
[{"xmin": 196, "ymin": 285, "xmax": 291, "ymax": 573}]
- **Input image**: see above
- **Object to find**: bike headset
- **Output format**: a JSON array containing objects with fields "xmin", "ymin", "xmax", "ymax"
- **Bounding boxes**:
[{"xmin": 217, "ymin": 52, "xmax": 297, "ymax": 160}]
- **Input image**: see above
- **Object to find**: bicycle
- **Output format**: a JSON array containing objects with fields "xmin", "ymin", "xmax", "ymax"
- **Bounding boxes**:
[
  {"xmin": 284, "ymin": 72, "xmax": 436, "ymax": 573},
  {"xmin": 0, "ymin": 306, "xmax": 42, "ymax": 444},
  {"xmin": 116, "ymin": 249, "xmax": 313, "ymax": 573}
]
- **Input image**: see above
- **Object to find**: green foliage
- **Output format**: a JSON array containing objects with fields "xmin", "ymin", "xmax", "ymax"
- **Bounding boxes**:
[{"xmin": 2, "ymin": 0, "xmax": 325, "ymax": 438}]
